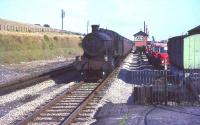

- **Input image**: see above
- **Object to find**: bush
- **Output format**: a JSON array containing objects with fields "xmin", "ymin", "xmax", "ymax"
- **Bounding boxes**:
[
  {"xmin": 49, "ymin": 42, "xmax": 54, "ymax": 50},
  {"xmin": 78, "ymin": 42, "xmax": 82, "ymax": 48},
  {"xmin": 53, "ymin": 36, "xmax": 58, "ymax": 41},
  {"xmin": 43, "ymin": 24, "xmax": 50, "ymax": 27},
  {"xmin": 43, "ymin": 34, "xmax": 49, "ymax": 41}
]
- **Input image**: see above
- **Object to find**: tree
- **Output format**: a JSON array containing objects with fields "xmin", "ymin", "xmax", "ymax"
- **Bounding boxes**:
[{"xmin": 43, "ymin": 24, "xmax": 50, "ymax": 27}]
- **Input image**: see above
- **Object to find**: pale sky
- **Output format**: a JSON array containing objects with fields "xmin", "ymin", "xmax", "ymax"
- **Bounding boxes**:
[{"xmin": 0, "ymin": 0, "xmax": 199, "ymax": 40}]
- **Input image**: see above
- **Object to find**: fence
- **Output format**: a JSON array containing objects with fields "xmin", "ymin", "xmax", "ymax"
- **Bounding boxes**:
[
  {"xmin": 0, "ymin": 24, "xmax": 58, "ymax": 32},
  {"xmin": 0, "ymin": 24, "xmax": 83, "ymax": 35},
  {"xmin": 132, "ymin": 70, "xmax": 200, "ymax": 106}
]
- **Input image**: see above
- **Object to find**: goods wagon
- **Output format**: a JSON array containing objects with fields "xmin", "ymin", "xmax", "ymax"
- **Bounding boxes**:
[
  {"xmin": 168, "ymin": 33, "xmax": 200, "ymax": 88},
  {"xmin": 168, "ymin": 33, "xmax": 200, "ymax": 102},
  {"xmin": 76, "ymin": 25, "xmax": 133, "ymax": 81},
  {"xmin": 168, "ymin": 34, "xmax": 200, "ymax": 69}
]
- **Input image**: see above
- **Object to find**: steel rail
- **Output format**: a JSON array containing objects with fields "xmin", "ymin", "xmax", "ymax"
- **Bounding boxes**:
[
  {"xmin": 18, "ymin": 82, "xmax": 83, "ymax": 125},
  {"xmin": 18, "ymin": 68, "xmax": 117, "ymax": 125},
  {"xmin": 61, "ymin": 67, "xmax": 118, "ymax": 125}
]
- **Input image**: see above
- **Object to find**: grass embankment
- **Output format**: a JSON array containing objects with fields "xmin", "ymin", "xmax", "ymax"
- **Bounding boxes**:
[{"xmin": 0, "ymin": 31, "xmax": 83, "ymax": 64}]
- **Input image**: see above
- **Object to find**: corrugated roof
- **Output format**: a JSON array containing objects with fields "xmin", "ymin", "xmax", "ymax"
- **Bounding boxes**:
[
  {"xmin": 188, "ymin": 25, "xmax": 200, "ymax": 32},
  {"xmin": 133, "ymin": 31, "xmax": 148, "ymax": 37},
  {"xmin": 188, "ymin": 25, "xmax": 200, "ymax": 35}
]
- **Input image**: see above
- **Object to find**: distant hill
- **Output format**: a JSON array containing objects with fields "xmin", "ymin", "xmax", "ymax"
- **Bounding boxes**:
[{"xmin": 0, "ymin": 18, "xmax": 39, "ymax": 26}]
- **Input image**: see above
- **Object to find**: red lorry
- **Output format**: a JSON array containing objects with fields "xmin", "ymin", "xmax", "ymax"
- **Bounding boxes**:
[{"xmin": 146, "ymin": 42, "xmax": 169, "ymax": 70}]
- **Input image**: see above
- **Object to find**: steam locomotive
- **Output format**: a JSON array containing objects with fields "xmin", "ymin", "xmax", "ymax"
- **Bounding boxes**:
[{"xmin": 75, "ymin": 25, "xmax": 133, "ymax": 81}]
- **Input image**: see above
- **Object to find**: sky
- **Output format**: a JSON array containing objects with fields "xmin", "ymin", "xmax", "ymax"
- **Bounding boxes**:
[{"xmin": 0, "ymin": 0, "xmax": 199, "ymax": 40}]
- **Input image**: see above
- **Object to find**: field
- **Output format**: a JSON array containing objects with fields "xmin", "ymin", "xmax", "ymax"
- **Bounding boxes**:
[{"xmin": 0, "ymin": 31, "xmax": 83, "ymax": 64}]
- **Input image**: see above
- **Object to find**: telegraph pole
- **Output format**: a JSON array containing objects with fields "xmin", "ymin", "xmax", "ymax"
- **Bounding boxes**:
[{"xmin": 61, "ymin": 9, "xmax": 65, "ymax": 31}]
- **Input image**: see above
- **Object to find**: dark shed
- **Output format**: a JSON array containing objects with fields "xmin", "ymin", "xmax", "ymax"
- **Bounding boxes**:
[{"xmin": 188, "ymin": 25, "xmax": 200, "ymax": 35}]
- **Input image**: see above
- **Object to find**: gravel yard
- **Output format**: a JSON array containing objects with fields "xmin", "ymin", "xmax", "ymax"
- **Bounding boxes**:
[
  {"xmin": 0, "ymin": 57, "xmax": 75, "ymax": 84},
  {"xmin": 91, "ymin": 53, "xmax": 200, "ymax": 125},
  {"xmin": 98, "ymin": 53, "xmax": 138, "ymax": 105}
]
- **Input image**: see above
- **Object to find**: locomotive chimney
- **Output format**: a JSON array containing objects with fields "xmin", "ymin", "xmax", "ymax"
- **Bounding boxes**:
[
  {"xmin": 144, "ymin": 21, "xmax": 146, "ymax": 33},
  {"xmin": 92, "ymin": 25, "xmax": 99, "ymax": 33}
]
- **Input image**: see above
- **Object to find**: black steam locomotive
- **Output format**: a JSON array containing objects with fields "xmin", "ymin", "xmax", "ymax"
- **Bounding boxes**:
[{"xmin": 76, "ymin": 25, "xmax": 133, "ymax": 81}]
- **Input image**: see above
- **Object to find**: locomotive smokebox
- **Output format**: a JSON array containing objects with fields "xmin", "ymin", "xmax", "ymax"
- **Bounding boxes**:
[{"xmin": 92, "ymin": 25, "xmax": 99, "ymax": 33}]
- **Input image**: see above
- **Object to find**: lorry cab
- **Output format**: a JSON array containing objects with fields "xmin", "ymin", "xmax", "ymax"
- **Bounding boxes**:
[
  {"xmin": 147, "ymin": 42, "xmax": 169, "ymax": 69},
  {"xmin": 158, "ymin": 45, "xmax": 169, "ymax": 69}
]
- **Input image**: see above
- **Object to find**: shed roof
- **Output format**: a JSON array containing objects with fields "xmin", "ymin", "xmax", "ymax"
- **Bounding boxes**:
[
  {"xmin": 188, "ymin": 25, "xmax": 200, "ymax": 35},
  {"xmin": 134, "ymin": 31, "xmax": 148, "ymax": 37}
]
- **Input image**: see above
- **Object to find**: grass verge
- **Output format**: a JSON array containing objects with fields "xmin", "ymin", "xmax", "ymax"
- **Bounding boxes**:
[{"xmin": 0, "ymin": 31, "xmax": 83, "ymax": 64}]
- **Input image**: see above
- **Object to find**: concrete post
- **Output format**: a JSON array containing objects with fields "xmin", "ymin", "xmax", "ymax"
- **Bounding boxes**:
[{"xmin": 6, "ymin": 25, "xmax": 8, "ymax": 31}]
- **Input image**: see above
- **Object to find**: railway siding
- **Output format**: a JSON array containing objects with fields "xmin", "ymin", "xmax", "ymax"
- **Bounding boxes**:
[{"xmin": 0, "ymin": 61, "xmax": 79, "ymax": 95}]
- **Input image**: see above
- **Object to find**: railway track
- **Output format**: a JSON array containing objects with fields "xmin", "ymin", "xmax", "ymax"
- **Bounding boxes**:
[
  {"xmin": 0, "ymin": 62, "xmax": 78, "ymax": 95},
  {"xmin": 18, "ymin": 67, "xmax": 118, "ymax": 125}
]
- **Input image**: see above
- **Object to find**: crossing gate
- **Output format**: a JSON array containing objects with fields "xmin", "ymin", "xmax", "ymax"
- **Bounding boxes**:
[{"xmin": 131, "ymin": 70, "xmax": 200, "ymax": 106}]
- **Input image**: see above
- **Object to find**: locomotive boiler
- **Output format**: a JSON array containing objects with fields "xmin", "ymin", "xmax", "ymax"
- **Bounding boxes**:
[{"xmin": 76, "ymin": 25, "xmax": 133, "ymax": 81}]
